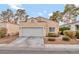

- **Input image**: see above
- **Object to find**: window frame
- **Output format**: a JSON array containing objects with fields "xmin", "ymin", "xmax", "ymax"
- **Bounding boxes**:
[{"xmin": 49, "ymin": 27, "xmax": 55, "ymax": 32}]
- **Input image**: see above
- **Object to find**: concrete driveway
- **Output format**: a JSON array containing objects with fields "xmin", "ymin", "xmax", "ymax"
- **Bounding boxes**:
[{"xmin": 3, "ymin": 36, "xmax": 44, "ymax": 48}]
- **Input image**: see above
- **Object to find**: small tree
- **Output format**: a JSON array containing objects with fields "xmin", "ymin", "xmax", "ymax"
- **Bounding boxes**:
[
  {"xmin": 63, "ymin": 4, "xmax": 79, "ymax": 23},
  {"xmin": 15, "ymin": 9, "xmax": 28, "ymax": 24},
  {"xmin": 1, "ymin": 9, "xmax": 13, "ymax": 22},
  {"xmin": 49, "ymin": 11, "xmax": 63, "ymax": 22},
  {"xmin": 59, "ymin": 27, "xmax": 70, "ymax": 35}
]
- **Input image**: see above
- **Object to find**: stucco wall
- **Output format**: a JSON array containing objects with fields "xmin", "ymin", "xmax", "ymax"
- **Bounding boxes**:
[
  {"xmin": 69, "ymin": 22, "xmax": 79, "ymax": 31},
  {"xmin": 6, "ymin": 23, "xmax": 19, "ymax": 35},
  {"xmin": 47, "ymin": 21, "xmax": 59, "ymax": 34}
]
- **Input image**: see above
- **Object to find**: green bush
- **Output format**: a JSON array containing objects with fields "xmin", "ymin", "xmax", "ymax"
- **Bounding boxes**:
[
  {"xmin": 0, "ymin": 27, "xmax": 7, "ymax": 38},
  {"xmin": 0, "ymin": 32, "xmax": 6, "ymax": 38},
  {"xmin": 63, "ymin": 30, "xmax": 76, "ymax": 39},
  {"xmin": 0, "ymin": 27, "xmax": 7, "ymax": 34},
  {"xmin": 62, "ymin": 36, "xmax": 70, "ymax": 41},
  {"xmin": 48, "ymin": 38, "xmax": 56, "ymax": 41},
  {"xmin": 59, "ymin": 27, "xmax": 70, "ymax": 35},
  {"xmin": 76, "ymin": 31, "xmax": 79, "ymax": 39},
  {"xmin": 47, "ymin": 33, "xmax": 59, "ymax": 37}
]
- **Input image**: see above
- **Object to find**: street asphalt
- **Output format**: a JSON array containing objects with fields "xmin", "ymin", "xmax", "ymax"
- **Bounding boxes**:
[{"xmin": 0, "ymin": 44, "xmax": 79, "ymax": 54}]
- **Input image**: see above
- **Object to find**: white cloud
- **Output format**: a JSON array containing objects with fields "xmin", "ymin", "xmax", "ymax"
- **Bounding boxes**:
[
  {"xmin": 43, "ymin": 10, "xmax": 47, "ymax": 13},
  {"xmin": 38, "ymin": 10, "xmax": 47, "ymax": 16},
  {"xmin": 8, "ymin": 4, "xmax": 24, "ymax": 10},
  {"xmin": 48, "ymin": 12, "xmax": 53, "ymax": 17},
  {"xmin": 38, "ymin": 12, "xmax": 43, "ymax": 16}
]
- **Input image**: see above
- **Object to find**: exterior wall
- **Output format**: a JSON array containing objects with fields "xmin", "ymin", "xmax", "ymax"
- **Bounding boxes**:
[
  {"xmin": 69, "ymin": 22, "xmax": 79, "ymax": 31},
  {"xmin": 70, "ymin": 24, "xmax": 76, "ymax": 31},
  {"xmin": 47, "ymin": 21, "xmax": 59, "ymax": 34},
  {"xmin": 6, "ymin": 23, "xmax": 19, "ymax": 35}
]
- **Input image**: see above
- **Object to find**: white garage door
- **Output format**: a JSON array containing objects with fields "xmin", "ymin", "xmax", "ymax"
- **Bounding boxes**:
[{"xmin": 22, "ymin": 27, "xmax": 43, "ymax": 37}]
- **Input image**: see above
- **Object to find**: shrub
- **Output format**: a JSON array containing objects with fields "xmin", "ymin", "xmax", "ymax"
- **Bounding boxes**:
[
  {"xmin": 0, "ymin": 27, "xmax": 7, "ymax": 34},
  {"xmin": 0, "ymin": 27, "xmax": 7, "ymax": 38},
  {"xmin": 48, "ymin": 38, "xmax": 56, "ymax": 41},
  {"xmin": 62, "ymin": 36, "xmax": 70, "ymax": 41},
  {"xmin": 63, "ymin": 30, "xmax": 76, "ymax": 39},
  {"xmin": 76, "ymin": 31, "xmax": 79, "ymax": 39},
  {"xmin": 0, "ymin": 32, "xmax": 6, "ymax": 38},
  {"xmin": 47, "ymin": 33, "xmax": 59, "ymax": 37},
  {"xmin": 59, "ymin": 27, "xmax": 70, "ymax": 35},
  {"xmin": 15, "ymin": 32, "xmax": 19, "ymax": 35}
]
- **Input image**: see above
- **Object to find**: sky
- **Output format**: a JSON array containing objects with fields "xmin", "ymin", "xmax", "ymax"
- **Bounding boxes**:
[{"xmin": 0, "ymin": 4, "xmax": 64, "ymax": 18}]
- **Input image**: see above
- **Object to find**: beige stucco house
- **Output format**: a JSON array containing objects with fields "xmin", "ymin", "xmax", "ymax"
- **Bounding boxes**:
[{"xmin": 19, "ymin": 17, "xmax": 59, "ymax": 37}]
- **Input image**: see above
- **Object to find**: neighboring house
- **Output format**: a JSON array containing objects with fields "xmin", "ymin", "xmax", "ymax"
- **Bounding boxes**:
[
  {"xmin": 19, "ymin": 17, "xmax": 59, "ymax": 37},
  {"xmin": 61, "ymin": 21, "xmax": 79, "ymax": 31}
]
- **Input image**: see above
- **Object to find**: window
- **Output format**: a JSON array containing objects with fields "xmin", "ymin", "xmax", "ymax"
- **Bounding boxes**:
[
  {"xmin": 76, "ymin": 25, "xmax": 79, "ymax": 30},
  {"xmin": 49, "ymin": 27, "xmax": 55, "ymax": 32}
]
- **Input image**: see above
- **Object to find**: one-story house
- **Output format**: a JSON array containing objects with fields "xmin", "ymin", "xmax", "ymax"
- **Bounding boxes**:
[{"xmin": 19, "ymin": 17, "xmax": 59, "ymax": 37}]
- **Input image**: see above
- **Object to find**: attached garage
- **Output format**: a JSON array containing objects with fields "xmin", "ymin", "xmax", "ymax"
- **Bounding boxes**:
[{"xmin": 21, "ymin": 27, "xmax": 43, "ymax": 37}]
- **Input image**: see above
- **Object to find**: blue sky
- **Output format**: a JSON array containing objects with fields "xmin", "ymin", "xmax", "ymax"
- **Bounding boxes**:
[{"xmin": 0, "ymin": 4, "xmax": 64, "ymax": 18}]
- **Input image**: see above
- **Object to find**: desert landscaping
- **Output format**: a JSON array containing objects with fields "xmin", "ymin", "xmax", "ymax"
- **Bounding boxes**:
[{"xmin": 0, "ymin": 4, "xmax": 79, "ymax": 48}]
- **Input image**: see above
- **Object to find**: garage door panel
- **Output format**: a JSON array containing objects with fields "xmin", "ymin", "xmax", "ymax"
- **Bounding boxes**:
[{"xmin": 22, "ymin": 27, "xmax": 43, "ymax": 37}]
